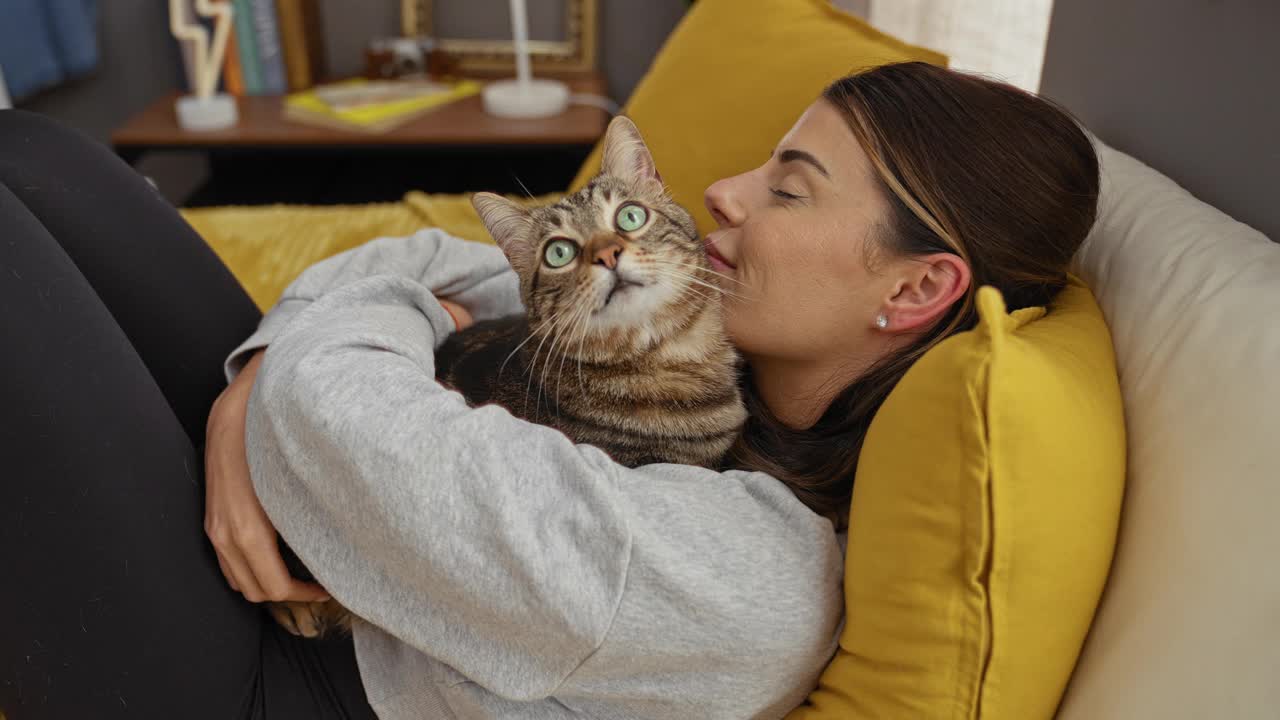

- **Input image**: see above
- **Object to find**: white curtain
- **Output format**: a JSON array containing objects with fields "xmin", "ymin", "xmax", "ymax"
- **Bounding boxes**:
[{"xmin": 869, "ymin": 0, "xmax": 1055, "ymax": 92}]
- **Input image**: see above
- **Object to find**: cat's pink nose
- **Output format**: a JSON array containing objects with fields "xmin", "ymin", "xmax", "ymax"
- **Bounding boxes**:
[{"xmin": 594, "ymin": 243, "xmax": 623, "ymax": 269}]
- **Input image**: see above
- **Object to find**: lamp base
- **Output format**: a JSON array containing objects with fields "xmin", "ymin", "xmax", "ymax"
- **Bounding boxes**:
[
  {"xmin": 481, "ymin": 78, "xmax": 570, "ymax": 119},
  {"xmin": 175, "ymin": 93, "xmax": 238, "ymax": 131}
]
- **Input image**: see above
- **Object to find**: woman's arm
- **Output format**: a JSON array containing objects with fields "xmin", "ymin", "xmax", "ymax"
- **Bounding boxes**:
[
  {"xmin": 205, "ymin": 297, "xmax": 471, "ymax": 604},
  {"xmin": 209, "ymin": 229, "xmax": 499, "ymax": 603},
  {"xmin": 204, "ymin": 348, "xmax": 331, "ymax": 603},
  {"xmin": 247, "ymin": 273, "xmax": 843, "ymax": 706},
  {"xmin": 222, "ymin": 228, "xmax": 519, "ymax": 383}
]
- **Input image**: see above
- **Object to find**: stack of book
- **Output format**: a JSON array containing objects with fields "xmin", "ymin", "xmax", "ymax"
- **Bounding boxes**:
[
  {"xmin": 283, "ymin": 78, "xmax": 483, "ymax": 133},
  {"xmin": 223, "ymin": 0, "xmax": 325, "ymax": 94}
]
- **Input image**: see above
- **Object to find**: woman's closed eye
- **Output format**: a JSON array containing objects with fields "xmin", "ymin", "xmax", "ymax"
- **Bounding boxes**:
[{"xmin": 771, "ymin": 187, "xmax": 806, "ymax": 202}]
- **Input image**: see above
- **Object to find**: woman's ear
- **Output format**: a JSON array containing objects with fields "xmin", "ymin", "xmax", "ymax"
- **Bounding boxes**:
[
  {"xmin": 472, "ymin": 192, "xmax": 533, "ymax": 271},
  {"xmin": 880, "ymin": 253, "xmax": 971, "ymax": 332}
]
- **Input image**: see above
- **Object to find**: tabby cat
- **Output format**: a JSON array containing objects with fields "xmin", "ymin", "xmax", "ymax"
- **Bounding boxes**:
[{"xmin": 270, "ymin": 115, "xmax": 747, "ymax": 638}]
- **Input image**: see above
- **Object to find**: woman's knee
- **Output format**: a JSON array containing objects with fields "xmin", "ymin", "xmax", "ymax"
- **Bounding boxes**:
[
  {"xmin": 0, "ymin": 107, "xmax": 84, "ymax": 141},
  {"xmin": 0, "ymin": 109, "xmax": 108, "ymax": 176}
]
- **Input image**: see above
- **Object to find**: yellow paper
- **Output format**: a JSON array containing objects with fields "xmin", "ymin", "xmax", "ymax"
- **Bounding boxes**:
[{"xmin": 284, "ymin": 78, "xmax": 481, "ymax": 131}]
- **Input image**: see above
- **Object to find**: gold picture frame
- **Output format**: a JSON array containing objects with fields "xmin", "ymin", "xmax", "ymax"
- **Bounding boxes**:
[{"xmin": 401, "ymin": 0, "xmax": 598, "ymax": 73}]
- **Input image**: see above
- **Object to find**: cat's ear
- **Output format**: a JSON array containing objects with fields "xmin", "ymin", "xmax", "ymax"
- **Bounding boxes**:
[
  {"xmin": 472, "ymin": 192, "xmax": 534, "ymax": 270},
  {"xmin": 601, "ymin": 116, "xmax": 662, "ymax": 189}
]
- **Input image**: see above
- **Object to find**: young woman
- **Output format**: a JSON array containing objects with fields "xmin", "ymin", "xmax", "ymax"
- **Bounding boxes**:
[{"xmin": 0, "ymin": 63, "xmax": 1098, "ymax": 719}]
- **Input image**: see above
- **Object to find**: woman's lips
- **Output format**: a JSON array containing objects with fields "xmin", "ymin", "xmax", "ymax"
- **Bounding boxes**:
[{"xmin": 705, "ymin": 239, "xmax": 736, "ymax": 273}]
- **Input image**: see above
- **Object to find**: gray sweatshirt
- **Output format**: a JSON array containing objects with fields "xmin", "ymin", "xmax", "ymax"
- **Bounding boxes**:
[{"xmin": 222, "ymin": 229, "xmax": 844, "ymax": 720}]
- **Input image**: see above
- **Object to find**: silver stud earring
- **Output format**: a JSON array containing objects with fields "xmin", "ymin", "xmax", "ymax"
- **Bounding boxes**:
[{"xmin": 875, "ymin": 314, "xmax": 889, "ymax": 329}]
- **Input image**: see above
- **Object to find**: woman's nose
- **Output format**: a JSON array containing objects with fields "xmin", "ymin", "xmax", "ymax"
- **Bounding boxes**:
[{"xmin": 704, "ymin": 175, "xmax": 746, "ymax": 229}]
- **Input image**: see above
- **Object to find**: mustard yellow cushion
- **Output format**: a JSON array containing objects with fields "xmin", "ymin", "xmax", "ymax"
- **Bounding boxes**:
[
  {"xmin": 569, "ymin": 0, "xmax": 946, "ymax": 235},
  {"xmin": 789, "ymin": 280, "xmax": 1126, "ymax": 720},
  {"xmin": 182, "ymin": 191, "xmax": 556, "ymax": 311}
]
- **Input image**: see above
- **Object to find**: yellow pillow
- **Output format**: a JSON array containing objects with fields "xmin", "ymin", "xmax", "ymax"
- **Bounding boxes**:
[
  {"xmin": 569, "ymin": 0, "xmax": 946, "ymax": 236},
  {"xmin": 789, "ymin": 280, "xmax": 1126, "ymax": 719}
]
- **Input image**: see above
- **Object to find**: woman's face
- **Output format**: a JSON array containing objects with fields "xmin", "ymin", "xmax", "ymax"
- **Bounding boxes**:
[{"xmin": 703, "ymin": 100, "xmax": 895, "ymax": 366}]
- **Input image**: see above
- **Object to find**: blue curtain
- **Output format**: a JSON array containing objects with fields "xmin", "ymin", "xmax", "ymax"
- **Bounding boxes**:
[{"xmin": 0, "ymin": 0, "xmax": 99, "ymax": 101}]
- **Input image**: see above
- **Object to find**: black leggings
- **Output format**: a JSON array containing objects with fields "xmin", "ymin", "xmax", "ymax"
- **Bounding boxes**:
[{"xmin": 0, "ymin": 110, "xmax": 378, "ymax": 720}]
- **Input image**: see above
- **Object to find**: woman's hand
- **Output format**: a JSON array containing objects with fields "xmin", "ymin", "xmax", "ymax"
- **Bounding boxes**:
[
  {"xmin": 204, "ymin": 348, "xmax": 330, "ymax": 604},
  {"xmin": 438, "ymin": 298, "xmax": 474, "ymax": 331}
]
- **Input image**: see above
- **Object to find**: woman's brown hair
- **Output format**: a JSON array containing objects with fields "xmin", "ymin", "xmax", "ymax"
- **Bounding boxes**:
[{"xmin": 728, "ymin": 62, "xmax": 1101, "ymax": 526}]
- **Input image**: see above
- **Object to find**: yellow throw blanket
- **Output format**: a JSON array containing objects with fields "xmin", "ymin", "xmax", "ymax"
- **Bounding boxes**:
[{"xmin": 181, "ymin": 191, "xmax": 559, "ymax": 312}]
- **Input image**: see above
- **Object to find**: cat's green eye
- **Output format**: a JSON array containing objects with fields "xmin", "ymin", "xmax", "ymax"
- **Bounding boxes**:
[
  {"xmin": 543, "ymin": 238, "xmax": 579, "ymax": 268},
  {"xmin": 615, "ymin": 203, "xmax": 648, "ymax": 233}
]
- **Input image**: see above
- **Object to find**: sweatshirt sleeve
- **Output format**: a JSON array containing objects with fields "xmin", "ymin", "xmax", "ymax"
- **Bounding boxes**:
[
  {"xmin": 222, "ymin": 228, "xmax": 520, "ymax": 384},
  {"xmin": 245, "ymin": 273, "xmax": 843, "ymax": 707},
  {"xmin": 247, "ymin": 273, "xmax": 630, "ymax": 700}
]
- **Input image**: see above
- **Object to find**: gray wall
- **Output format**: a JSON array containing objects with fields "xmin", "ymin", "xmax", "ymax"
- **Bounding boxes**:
[
  {"xmin": 1039, "ymin": 0, "xmax": 1280, "ymax": 241},
  {"xmin": 17, "ymin": 0, "xmax": 206, "ymax": 202},
  {"xmin": 19, "ymin": 0, "xmax": 181, "ymax": 144}
]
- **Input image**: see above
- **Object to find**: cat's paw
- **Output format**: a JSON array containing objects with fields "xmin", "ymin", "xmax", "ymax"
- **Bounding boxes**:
[
  {"xmin": 268, "ymin": 599, "xmax": 355, "ymax": 638},
  {"xmin": 268, "ymin": 600, "xmax": 325, "ymax": 638}
]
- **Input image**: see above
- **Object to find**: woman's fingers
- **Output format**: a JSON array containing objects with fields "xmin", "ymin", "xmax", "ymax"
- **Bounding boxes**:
[
  {"xmin": 213, "ymin": 548, "xmax": 240, "ymax": 592},
  {"xmin": 240, "ymin": 530, "xmax": 331, "ymax": 603},
  {"xmin": 217, "ymin": 539, "xmax": 267, "ymax": 602},
  {"xmin": 438, "ymin": 298, "xmax": 475, "ymax": 331},
  {"xmin": 212, "ymin": 521, "xmax": 330, "ymax": 603},
  {"xmin": 286, "ymin": 579, "xmax": 331, "ymax": 604}
]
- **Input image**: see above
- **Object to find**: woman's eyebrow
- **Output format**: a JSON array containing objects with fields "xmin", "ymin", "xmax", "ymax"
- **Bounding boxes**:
[{"xmin": 777, "ymin": 148, "xmax": 830, "ymax": 179}]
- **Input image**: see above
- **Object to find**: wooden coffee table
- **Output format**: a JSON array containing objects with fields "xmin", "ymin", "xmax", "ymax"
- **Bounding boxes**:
[{"xmin": 112, "ymin": 72, "xmax": 609, "ymax": 205}]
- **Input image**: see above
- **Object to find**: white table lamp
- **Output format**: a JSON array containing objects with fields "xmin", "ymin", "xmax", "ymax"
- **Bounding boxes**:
[{"xmin": 481, "ymin": 0, "xmax": 571, "ymax": 119}]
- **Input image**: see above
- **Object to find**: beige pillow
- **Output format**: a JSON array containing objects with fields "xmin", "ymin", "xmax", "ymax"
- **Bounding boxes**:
[{"xmin": 1058, "ymin": 139, "xmax": 1280, "ymax": 718}]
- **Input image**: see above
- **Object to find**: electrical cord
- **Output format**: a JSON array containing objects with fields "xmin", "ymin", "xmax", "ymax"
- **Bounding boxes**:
[{"xmin": 569, "ymin": 93, "xmax": 621, "ymax": 115}]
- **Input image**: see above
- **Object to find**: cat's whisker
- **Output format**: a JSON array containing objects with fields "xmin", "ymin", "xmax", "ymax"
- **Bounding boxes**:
[
  {"xmin": 549, "ymin": 298, "xmax": 584, "ymax": 400},
  {"xmin": 536, "ymin": 293, "xmax": 588, "ymax": 415},
  {"xmin": 647, "ymin": 271, "xmax": 720, "ymax": 305},
  {"xmin": 645, "ymin": 266, "xmax": 720, "ymax": 295},
  {"xmin": 539, "ymin": 302, "xmax": 582, "ymax": 391},
  {"xmin": 642, "ymin": 259, "xmax": 738, "ymax": 290},
  {"xmin": 649, "ymin": 258, "xmax": 748, "ymax": 287},
  {"xmin": 511, "ymin": 173, "xmax": 535, "ymax": 200},
  {"xmin": 527, "ymin": 312, "xmax": 571, "ymax": 374},
  {"xmin": 676, "ymin": 274, "xmax": 750, "ymax": 302},
  {"xmin": 572, "ymin": 295, "xmax": 596, "ymax": 392},
  {"xmin": 646, "ymin": 266, "xmax": 751, "ymax": 303},
  {"xmin": 647, "ymin": 256, "xmax": 745, "ymax": 284},
  {"xmin": 499, "ymin": 313, "xmax": 558, "ymax": 379},
  {"xmin": 650, "ymin": 260, "xmax": 747, "ymax": 292},
  {"xmin": 523, "ymin": 304, "xmax": 576, "ymax": 418},
  {"xmin": 556, "ymin": 299, "xmax": 593, "ymax": 401}
]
